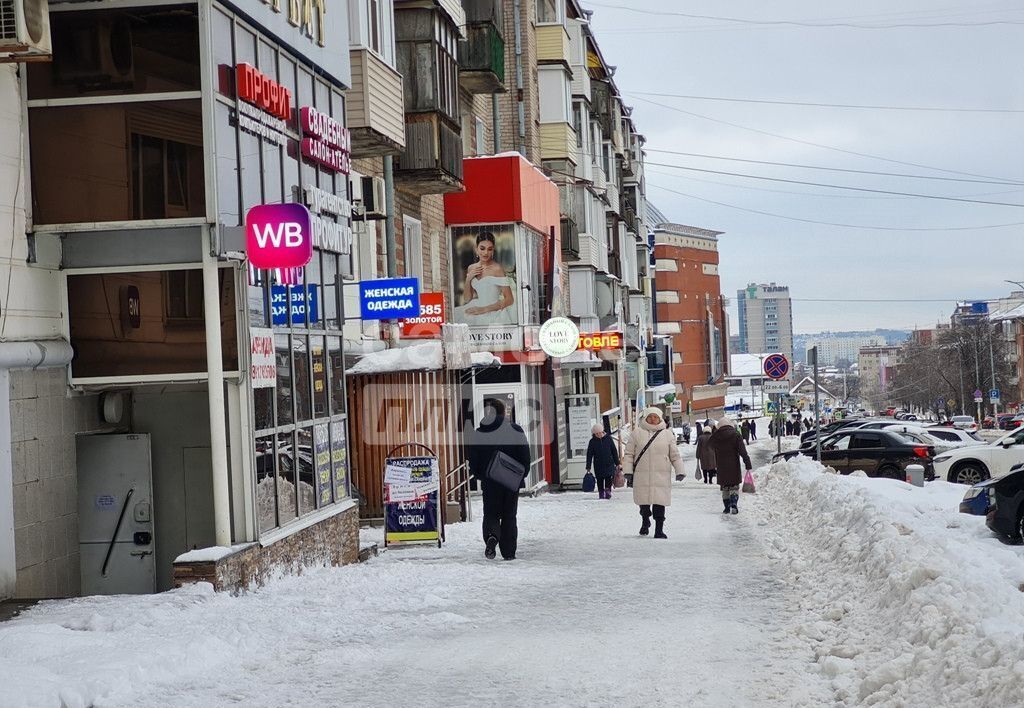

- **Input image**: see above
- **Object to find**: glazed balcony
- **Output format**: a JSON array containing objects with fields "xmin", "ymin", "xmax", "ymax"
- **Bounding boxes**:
[
  {"xmin": 459, "ymin": 19, "xmax": 506, "ymax": 94},
  {"xmin": 395, "ymin": 112, "xmax": 464, "ymax": 195},
  {"xmin": 346, "ymin": 49, "xmax": 406, "ymax": 157}
]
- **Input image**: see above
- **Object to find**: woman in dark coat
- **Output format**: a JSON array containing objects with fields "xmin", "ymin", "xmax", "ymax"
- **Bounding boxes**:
[
  {"xmin": 695, "ymin": 425, "xmax": 716, "ymax": 484},
  {"xmin": 586, "ymin": 424, "xmax": 620, "ymax": 499},
  {"xmin": 709, "ymin": 417, "xmax": 753, "ymax": 514}
]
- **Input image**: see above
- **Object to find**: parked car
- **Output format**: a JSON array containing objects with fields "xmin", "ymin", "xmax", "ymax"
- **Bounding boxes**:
[
  {"xmin": 799, "ymin": 417, "xmax": 867, "ymax": 444},
  {"xmin": 775, "ymin": 429, "xmax": 935, "ymax": 479},
  {"xmin": 959, "ymin": 464, "xmax": 1024, "ymax": 542},
  {"xmin": 1003, "ymin": 414, "xmax": 1024, "ymax": 431},
  {"xmin": 924, "ymin": 426, "xmax": 985, "ymax": 447},
  {"xmin": 885, "ymin": 407, "xmax": 898, "ymax": 417},
  {"xmin": 951, "ymin": 415, "xmax": 979, "ymax": 432},
  {"xmin": 932, "ymin": 427, "xmax": 1024, "ymax": 484}
]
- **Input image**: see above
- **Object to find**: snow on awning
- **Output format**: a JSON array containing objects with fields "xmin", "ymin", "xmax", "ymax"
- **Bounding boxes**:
[
  {"xmin": 558, "ymin": 350, "xmax": 601, "ymax": 368},
  {"xmin": 470, "ymin": 352, "xmax": 501, "ymax": 367},
  {"xmin": 346, "ymin": 342, "xmax": 444, "ymax": 375},
  {"xmin": 647, "ymin": 383, "xmax": 678, "ymax": 401}
]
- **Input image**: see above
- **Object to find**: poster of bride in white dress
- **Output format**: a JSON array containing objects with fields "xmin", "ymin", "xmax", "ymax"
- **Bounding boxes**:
[{"xmin": 452, "ymin": 226, "xmax": 519, "ymax": 326}]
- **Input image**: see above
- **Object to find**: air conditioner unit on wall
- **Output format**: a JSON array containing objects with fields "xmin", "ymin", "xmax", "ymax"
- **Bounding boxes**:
[
  {"xmin": 360, "ymin": 176, "xmax": 387, "ymax": 220},
  {"xmin": 0, "ymin": 0, "xmax": 52, "ymax": 62}
]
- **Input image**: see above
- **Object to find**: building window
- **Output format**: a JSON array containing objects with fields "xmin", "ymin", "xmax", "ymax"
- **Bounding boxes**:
[
  {"xmin": 536, "ymin": 0, "xmax": 562, "ymax": 24},
  {"xmin": 404, "ymin": 216, "xmax": 424, "ymax": 283},
  {"xmin": 164, "ymin": 270, "xmax": 204, "ymax": 322}
]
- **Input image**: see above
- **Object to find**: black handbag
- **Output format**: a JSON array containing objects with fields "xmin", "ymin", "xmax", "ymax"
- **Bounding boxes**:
[{"xmin": 486, "ymin": 451, "xmax": 528, "ymax": 492}]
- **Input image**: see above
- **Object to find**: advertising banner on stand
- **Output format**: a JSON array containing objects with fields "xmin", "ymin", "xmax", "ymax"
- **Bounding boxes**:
[{"xmin": 384, "ymin": 456, "xmax": 441, "ymax": 547}]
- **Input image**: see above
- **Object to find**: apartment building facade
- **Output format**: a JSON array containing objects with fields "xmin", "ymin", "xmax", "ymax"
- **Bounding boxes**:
[
  {"xmin": 736, "ymin": 282, "xmax": 794, "ymax": 363},
  {"xmin": 651, "ymin": 223, "xmax": 729, "ymax": 419},
  {"xmin": 0, "ymin": 0, "xmax": 653, "ymax": 600}
]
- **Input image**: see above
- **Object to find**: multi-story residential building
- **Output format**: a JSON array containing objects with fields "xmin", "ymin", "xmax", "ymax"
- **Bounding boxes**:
[
  {"xmin": 0, "ymin": 0, "xmax": 653, "ymax": 601},
  {"xmin": 651, "ymin": 223, "xmax": 729, "ymax": 420},
  {"xmin": 736, "ymin": 283, "xmax": 794, "ymax": 363},
  {"xmin": 858, "ymin": 346, "xmax": 902, "ymax": 411},
  {"xmin": 803, "ymin": 335, "xmax": 886, "ymax": 368}
]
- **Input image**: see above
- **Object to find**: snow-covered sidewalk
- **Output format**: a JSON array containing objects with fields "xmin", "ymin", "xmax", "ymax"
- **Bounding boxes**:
[{"xmin": 0, "ymin": 438, "xmax": 829, "ymax": 708}]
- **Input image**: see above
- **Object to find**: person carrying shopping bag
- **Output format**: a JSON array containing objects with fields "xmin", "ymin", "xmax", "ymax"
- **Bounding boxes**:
[
  {"xmin": 585, "ymin": 423, "xmax": 620, "ymax": 500},
  {"xmin": 708, "ymin": 417, "xmax": 752, "ymax": 515},
  {"xmin": 624, "ymin": 407, "xmax": 684, "ymax": 539},
  {"xmin": 695, "ymin": 422, "xmax": 717, "ymax": 484}
]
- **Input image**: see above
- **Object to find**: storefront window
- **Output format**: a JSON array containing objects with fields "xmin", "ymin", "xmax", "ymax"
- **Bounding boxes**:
[
  {"xmin": 329, "ymin": 336, "xmax": 345, "ymax": 416},
  {"xmin": 255, "ymin": 435, "xmax": 277, "ymax": 532},
  {"xmin": 296, "ymin": 427, "xmax": 315, "ymax": 515},
  {"xmin": 294, "ymin": 336, "xmax": 312, "ymax": 421},
  {"xmin": 27, "ymin": 6, "xmax": 201, "ymax": 100},
  {"xmin": 276, "ymin": 333, "xmax": 294, "ymax": 426},
  {"xmin": 311, "ymin": 336, "xmax": 328, "ymax": 417},
  {"xmin": 276, "ymin": 430, "xmax": 299, "ymax": 525}
]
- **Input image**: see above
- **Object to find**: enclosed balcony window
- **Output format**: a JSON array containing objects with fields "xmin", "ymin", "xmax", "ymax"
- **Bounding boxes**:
[
  {"xmin": 396, "ymin": 6, "xmax": 460, "ymax": 121},
  {"xmin": 536, "ymin": 0, "xmax": 563, "ymax": 24}
]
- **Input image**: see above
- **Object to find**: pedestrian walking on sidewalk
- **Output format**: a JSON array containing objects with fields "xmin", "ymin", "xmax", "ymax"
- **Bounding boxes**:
[
  {"xmin": 696, "ymin": 423, "xmax": 717, "ymax": 484},
  {"xmin": 681, "ymin": 421, "xmax": 692, "ymax": 445},
  {"xmin": 624, "ymin": 407, "xmax": 684, "ymax": 539},
  {"xmin": 709, "ymin": 417, "xmax": 753, "ymax": 515},
  {"xmin": 466, "ymin": 398, "xmax": 532, "ymax": 561},
  {"xmin": 749, "ymin": 418, "xmax": 758, "ymax": 440},
  {"xmin": 741, "ymin": 419, "xmax": 751, "ymax": 444},
  {"xmin": 586, "ymin": 424, "xmax": 620, "ymax": 500}
]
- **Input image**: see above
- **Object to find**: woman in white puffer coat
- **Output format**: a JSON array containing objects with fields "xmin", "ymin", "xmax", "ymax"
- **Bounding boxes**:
[{"xmin": 624, "ymin": 407, "xmax": 684, "ymax": 538}]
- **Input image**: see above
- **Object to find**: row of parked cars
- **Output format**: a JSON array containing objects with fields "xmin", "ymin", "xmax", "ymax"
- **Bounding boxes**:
[
  {"xmin": 772, "ymin": 415, "xmax": 1009, "ymax": 482},
  {"xmin": 983, "ymin": 412, "xmax": 1024, "ymax": 430}
]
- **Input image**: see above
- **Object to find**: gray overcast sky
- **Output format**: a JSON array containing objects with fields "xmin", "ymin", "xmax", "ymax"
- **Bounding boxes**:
[{"xmin": 585, "ymin": 0, "xmax": 1024, "ymax": 334}]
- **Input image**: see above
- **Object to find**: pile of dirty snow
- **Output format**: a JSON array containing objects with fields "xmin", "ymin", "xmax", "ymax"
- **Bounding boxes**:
[{"xmin": 751, "ymin": 457, "xmax": 1024, "ymax": 706}]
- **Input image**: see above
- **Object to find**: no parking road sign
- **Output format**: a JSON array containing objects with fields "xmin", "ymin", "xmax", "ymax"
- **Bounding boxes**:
[{"xmin": 763, "ymin": 354, "xmax": 790, "ymax": 381}]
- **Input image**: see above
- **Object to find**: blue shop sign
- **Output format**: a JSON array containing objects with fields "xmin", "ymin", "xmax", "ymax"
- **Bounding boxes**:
[
  {"xmin": 271, "ymin": 284, "xmax": 319, "ymax": 325},
  {"xmin": 359, "ymin": 277, "xmax": 420, "ymax": 320}
]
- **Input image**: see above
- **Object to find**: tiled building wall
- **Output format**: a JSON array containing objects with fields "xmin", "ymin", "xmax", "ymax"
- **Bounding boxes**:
[
  {"xmin": 11, "ymin": 368, "xmax": 113, "ymax": 598},
  {"xmin": 498, "ymin": 0, "xmax": 541, "ymax": 163}
]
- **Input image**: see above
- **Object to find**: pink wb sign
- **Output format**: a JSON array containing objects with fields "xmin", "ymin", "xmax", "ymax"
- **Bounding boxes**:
[{"xmin": 245, "ymin": 203, "xmax": 313, "ymax": 271}]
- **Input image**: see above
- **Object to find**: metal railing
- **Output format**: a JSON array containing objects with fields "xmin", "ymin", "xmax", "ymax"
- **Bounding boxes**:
[{"xmin": 445, "ymin": 461, "xmax": 472, "ymax": 522}]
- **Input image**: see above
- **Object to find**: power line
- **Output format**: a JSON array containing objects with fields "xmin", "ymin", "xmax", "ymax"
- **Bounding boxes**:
[
  {"xmin": 631, "ymin": 95, "xmax": 1022, "ymax": 183},
  {"xmin": 645, "ymin": 162, "xmax": 1024, "ymax": 207},
  {"xmin": 644, "ymin": 168, "xmax": 1024, "ymax": 202},
  {"xmin": 584, "ymin": 1, "xmax": 1024, "ymax": 28},
  {"xmin": 629, "ymin": 90, "xmax": 1024, "ymax": 114},
  {"xmin": 643, "ymin": 149, "xmax": 1024, "ymax": 186},
  {"xmin": 646, "ymin": 182, "xmax": 1024, "ymax": 231}
]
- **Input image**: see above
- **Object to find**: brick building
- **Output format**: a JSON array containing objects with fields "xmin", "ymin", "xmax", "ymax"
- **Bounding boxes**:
[{"xmin": 652, "ymin": 223, "xmax": 729, "ymax": 419}]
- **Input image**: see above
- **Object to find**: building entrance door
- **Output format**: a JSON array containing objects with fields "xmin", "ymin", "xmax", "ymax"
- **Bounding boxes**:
[{"xmin": 77, "ymin": 434, "xmax": 156, "ymax": 595}]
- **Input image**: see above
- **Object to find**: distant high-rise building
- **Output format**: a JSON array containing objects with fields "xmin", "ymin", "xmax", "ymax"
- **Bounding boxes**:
[
  {"xmin": 736, "ymin": 283, "xmax": 794, "ymax": 362},
  {"xmin": 804, "ymin": 334, "xmax": 886, "ymax": 367}
]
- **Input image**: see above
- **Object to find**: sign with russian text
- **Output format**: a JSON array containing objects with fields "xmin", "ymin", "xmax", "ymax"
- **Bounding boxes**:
[
  {"xmin": 331, "ymin": 420, "xmax": 349, "ymax": 500},
  {"xmin": 246, "ymin": 203, "xmax": 313, "ymax": 270},
  {"xmin": 359, "ymin": 277, "xmax": 420, "ymax": 320},
  {"xmin": 271, "ymin": 284, "xmax": 319, "ymax": 325},
  {"xmin": 314, "ymin": 423, "xmax": 332, "ymax": 507},
  {"xmin": 400, "ymin": 292, "xmax": 446, "ymax": 339},
  {"xmin": 218, "ymin": 0, "xmax": 350, "ymax": 87},
  {"xmin": 300, "ymin": 106, "xmax": 351, "ymax": 174},
  {"xmin": 578, "ymin": 331, "xmax": 623, "ymax": 352},
  {"xmin": 250, "ymin": 328, "xmax": 276, "ymax": 388},
  {"xmin": 302, "ymin": 183, "xmax": 352, "ymax": 255},
  {"xmin": 384, "ymin": 456, "xmax": 441, "ymax": 546}
]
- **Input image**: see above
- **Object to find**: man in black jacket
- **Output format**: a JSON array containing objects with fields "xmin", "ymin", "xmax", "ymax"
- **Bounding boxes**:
[{"xmin": 466, "ymin": 398, "xmax": 532, "ymax": 561}]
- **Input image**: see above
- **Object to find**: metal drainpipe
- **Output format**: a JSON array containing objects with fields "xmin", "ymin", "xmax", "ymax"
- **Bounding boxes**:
[
  {"xmin": 492, "ymin": 93, "xmax": 501, "ymax": 153},
  {"xmin": 383, "ymin": 155, "xmax": 397, "ymax": 278},
  {"xmin": 513, "ymin": 0, "xmax": 525, "ymax": 156}
]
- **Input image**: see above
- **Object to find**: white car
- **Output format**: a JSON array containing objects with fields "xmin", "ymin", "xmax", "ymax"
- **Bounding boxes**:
[
  {"xmin": 932, "ymin": 427, "xmax": 1024, "ymax": 484},
  {"xmin": 924, "ymin": 427, "xmax": 985, "ymax": 448},
  {"xmin": 951, "ymin": 415, "xmax": 978, "ymax": 432}
]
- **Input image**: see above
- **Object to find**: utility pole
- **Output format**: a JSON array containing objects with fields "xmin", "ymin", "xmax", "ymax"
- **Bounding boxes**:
[
  {"xmin": 811, "ymin": 346, "xmax": 821, "ymax": 462},
  {"xmin": 989, "ymin": 323, "xmax": 999, "ymax": 417},
  {"xmin": 975, "ymin": 337, "xmax": 982, "ymax": 422}
]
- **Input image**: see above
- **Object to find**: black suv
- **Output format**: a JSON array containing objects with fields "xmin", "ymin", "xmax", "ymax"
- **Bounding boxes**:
[{"xmin": 775, "ymin": 429, "xmax": 935, "ymax": 479}]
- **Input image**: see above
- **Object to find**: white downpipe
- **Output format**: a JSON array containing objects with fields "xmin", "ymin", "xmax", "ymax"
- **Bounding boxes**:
[{"xmin": 202, "ymin": 227, "xmax": 232, "ymax": 547}]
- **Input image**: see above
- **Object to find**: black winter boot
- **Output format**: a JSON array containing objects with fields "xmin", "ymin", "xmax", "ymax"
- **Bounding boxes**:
[
  {"xmin": 639, "ymin": 509, "xmax": 651, "ymax": 536},
  {"xmin": 723, "ymin": 498, "xmax": 731, "ymax": 514},
  {"xmin": 654, "ymin": 519, "xmax": 667, "ymax": 539},
  {"xmin": 730, "ymin": 493, "xmax": 739, "ymax": 514}
]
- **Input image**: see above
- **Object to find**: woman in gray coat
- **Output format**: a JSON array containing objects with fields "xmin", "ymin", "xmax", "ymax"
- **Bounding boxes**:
[{"xmin": 695, "ymin": 424, "xmax": 716, "ymax": 484}]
